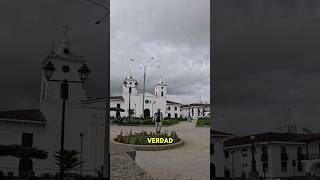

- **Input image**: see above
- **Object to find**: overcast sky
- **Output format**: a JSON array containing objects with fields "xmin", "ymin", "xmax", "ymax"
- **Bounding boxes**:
[
  {"xmin": 0, "ymin": 0, "xmax": 209, "ymax": 110},
  {"xmin": 214, "ymin": 0, "xmax": 320, "ymax": 135},
  {"xmin": 0, "ymin": 0, "xmax": 109, "ymax": 110},
  {"xmin": 110, "ymin": 0, "xmax": 210, "ymax": 104}
]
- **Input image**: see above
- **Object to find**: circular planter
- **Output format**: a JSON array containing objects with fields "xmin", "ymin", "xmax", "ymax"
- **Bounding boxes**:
[{"xmin": 113, "ymin": 140, "xmax": 184, "ymax": 151}]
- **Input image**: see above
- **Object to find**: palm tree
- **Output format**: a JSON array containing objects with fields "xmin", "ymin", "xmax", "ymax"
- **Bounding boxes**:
[{"xmin": 53, "ymin": 149, "xmax": 84, "ymax": 175}]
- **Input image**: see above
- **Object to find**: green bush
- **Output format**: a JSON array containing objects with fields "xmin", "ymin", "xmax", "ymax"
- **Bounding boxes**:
[
  {"xmin": 114, "ymin": 130, "xmax": 181, "ymax": 145},
  {"xmin": 112, "ymin": 117, "xmax": 185, "ymax": 126},
  {"xmin": 196, "ymin": 118, "xmax": 210, "ymax": 126}
]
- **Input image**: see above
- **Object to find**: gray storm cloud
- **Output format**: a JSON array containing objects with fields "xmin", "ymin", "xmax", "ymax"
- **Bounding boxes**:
[
  {"xmin": 111, "ymin": 0, "xmax": 210, "ymax": 104},
  {"xmin": 214, "ymin": 0, "xmax": 320, "ymax": 135},
  {"xmin": 0, "ymin": 0, "xmax": 209, "ymax": 110}
]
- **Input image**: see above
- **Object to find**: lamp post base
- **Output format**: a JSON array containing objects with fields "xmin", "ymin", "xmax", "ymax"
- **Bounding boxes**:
[{"xmin": 248, "ymin": 172, "xmax": 259, "ymax": 180}]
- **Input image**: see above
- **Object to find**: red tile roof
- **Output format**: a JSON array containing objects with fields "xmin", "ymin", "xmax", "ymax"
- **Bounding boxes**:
[
  {"xmin": 166, "ymin": 100, "xmax": 182, "ymax": 105},
  {"xmin": 0, "ymin": 109, "xmax": 46, "ymax": 122},
  {"xmin": 211, "ymin": 130, "xmax": 233, "ymax": 136},
  {"xmin": 295, "ymin": 133, "xmax": 320, "ymax": 142},
  {"xmin": 224, "ymin": 132, "xmax": 309, "ymax": 147},
  {"xmin": 110, "ymin": 96, "xmax": 124, "ymax": 100}
]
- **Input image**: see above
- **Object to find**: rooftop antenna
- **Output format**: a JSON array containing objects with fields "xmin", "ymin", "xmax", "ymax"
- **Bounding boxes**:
[
  {"xmin": 62, "ymin": 24, "xmax": 70, "ymax": 42},
  {"xmin": 287, "ymin": 106, "xmax": 291, "ymax": 126},
  {"xmin": 283, "ymin": 104, "xmax": 287, "ymax": 127},
  {"xmin": 129, "ymin": 68, "xmax": 132, "ymax": 77}
]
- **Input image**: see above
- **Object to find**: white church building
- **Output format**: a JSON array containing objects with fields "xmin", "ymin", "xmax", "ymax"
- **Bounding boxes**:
[
  {"xmin": 109, "ymin": 75, "xmax": 210, "ymax": 119},
  {"xmin": 0, "ymin": 37, "xmax": 106, "ymax": 176},
  {"xmin": 110, "ymin": 75, "xmax": 170, "ymax": 118}
]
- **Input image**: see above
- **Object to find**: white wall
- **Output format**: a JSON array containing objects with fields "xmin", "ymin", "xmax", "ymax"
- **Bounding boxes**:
[
  {"xmin": 224, "ymin": 142, "xmax": 306, "ymax": 178},
  {"xmin": 211, "ymin": 136, "xmax": 225, "ymax": 177}
]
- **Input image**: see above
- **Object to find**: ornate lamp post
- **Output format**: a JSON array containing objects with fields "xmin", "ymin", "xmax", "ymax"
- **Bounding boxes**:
[
  {"xmin": 80, "ymin": 133, "xmax": 84, "ymax": 176},
  {"xmin": 83, "ymin": 0, "xmax": 109, "ymax": 178},
  {"xmin": 150, "ymin": 100, "xmax": 156, "ymax": 117},
  {"xmin": 249, "ymin": 135, "xmax": 259, "ymax": 180},
  {"xmin": 42, "ymin": 62, "xmax": 90, "ymax": 178},
  {"xmin": 128, "ymin": 87, "xmax": 132, "ymax": 121}
]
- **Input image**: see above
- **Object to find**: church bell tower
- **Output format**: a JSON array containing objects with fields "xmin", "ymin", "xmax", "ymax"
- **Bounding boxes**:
[
  {"xmin": 122, "ymin": 75, "xmax": 138, "ymax": 95},
  {"xmin": 40, "ymin": 25, "xmax": 89, "ymax": 105},
  {"xmin": 154, "ymin": 78, "xmax": 167, "ymax": 97}
]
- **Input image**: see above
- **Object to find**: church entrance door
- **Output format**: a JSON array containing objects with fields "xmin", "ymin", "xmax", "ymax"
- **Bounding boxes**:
[{"xmin": 144, "ymin": 109, "xmax": 150, "ymax": 118}]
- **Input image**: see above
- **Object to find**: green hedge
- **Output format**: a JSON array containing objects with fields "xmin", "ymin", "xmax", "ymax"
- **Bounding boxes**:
[
  {"xmin": 115, "ymin": 130, "xmax": 180, "ymax": 145},
  {"xmin": 112, "ymin": 117, "xmax": 186, "ymax": 126},
  {"xmin": 196, "ymin": 118, "xmax": 210, "ymax": 126}
]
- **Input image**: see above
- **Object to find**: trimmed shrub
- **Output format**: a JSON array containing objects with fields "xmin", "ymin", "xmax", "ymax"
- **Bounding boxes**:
[{"xmin": 196, "ymin": 118, "xmax": 210, "ymax": 126}]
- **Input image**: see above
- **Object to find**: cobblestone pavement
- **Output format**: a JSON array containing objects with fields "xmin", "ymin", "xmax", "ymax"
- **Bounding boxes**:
[{"xmin": 110, "ymin": 120, "xmax": 210, "ymax": 180}]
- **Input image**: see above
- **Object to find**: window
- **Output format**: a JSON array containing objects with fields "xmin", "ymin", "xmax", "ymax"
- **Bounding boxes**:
[
  {"xmin": 261, "ymin": 146, "xmax": 268, "ymax": 161},
  {"xmin": 22, "ymin": 133, "xmax": 33, "ymax": 147},
  {"xmin": 198, "ymin": 108, "xmax": 200, "ymax": 116},
  {"xmin": 298, "ymin": 161, "xmax": 303, "ymax": 172},
  {"xmin": 161, "ymin": 87, "xmax": 163, "ymax": 89},
  {"xmin": 281, "ymin": 161, "xmax": 287, "ymax": 172},
  {"xmin": 175, "ymin": 113, "xmax": 177, "ymax": 118},
  {"xmin": 297, "ymin": 147, "xmax": 302, "ymax": 160},
  {"xmin": 224, "ymin": 169, "xmax": 230, "ymax": 178},
  {"xmin": 242, "ymin": 148, "xmax": 247, "ymax": 157},
  {"xmin": 192, "ymin": 108, "xmax": 194, "ymax": 116},
  {"xmin": 161, "ymin": 91, "xmax": 163, "ymax": 96},
  {"xmin": 281, "ymin": 146, "xmax": 288, "ymax": 161},
  {"xmin": 263, "ymin": 162, "xmax": 268, "ymax": 173},
  {"xmin": 168, "ymin": 106, "xmax": 171, "ymax": 110},
  {"xmin": 211, "ymin": 143, "xmax": 214, "ymax": 155},
  {"xmin": 174, "ymin": 107, "xmax": 177, "ymax": 111},
  {"xmin": 168, "ymin": 113, "xmax": 171, "ymax": 118},
  {"xmin": 224, "ymin": 151, "xmax": 229, "ymax": 158},
  {"xmin": 117, "ymin": 104, "xmax": 120, "ymax": 108}
]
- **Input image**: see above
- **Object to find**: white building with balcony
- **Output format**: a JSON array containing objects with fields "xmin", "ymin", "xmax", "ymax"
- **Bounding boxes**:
[
  {"xmin": 223, "ymin": 132, "xmax": 312, "ymax": 179},
  {"xmin": 210, "ymin": 130, "xmax": 234, "ymax": 179},
  {"xmin": 300, "ymin": 134, "xmax": 320, "ymax": 176},
  {"xmin": 181, "ymin": 103, "xmax": 210, "ymax": 119}
]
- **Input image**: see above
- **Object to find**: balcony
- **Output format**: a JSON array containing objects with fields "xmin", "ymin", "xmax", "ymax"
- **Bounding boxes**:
[{"xmin": 301, "ymin": 153, "xmax": 320, "ymax": 160}]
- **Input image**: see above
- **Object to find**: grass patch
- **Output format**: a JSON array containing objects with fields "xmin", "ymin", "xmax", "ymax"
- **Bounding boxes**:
[{"xmin": 196, "ymin": 118, "xmax": 210, "ymax": 126}]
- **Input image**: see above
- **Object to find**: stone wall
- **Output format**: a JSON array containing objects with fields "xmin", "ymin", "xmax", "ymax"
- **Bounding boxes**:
[{"xmin": 110, "ymin": 142, "xmax": 152, "ymax": 180}]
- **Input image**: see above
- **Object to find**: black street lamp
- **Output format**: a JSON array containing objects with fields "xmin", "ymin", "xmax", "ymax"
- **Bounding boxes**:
[
  {"xmin": 43, "ymin": 61, "xmax": 90, "ymax": 179},
  {"xmin": 128, "ymin": 87, "xmax": 132, "ymax": 121},
  {"xmin": 80, "ymin": 133, "xmax": 84, "ymax": 176},
  {"xmin": 83, "ymin": 0, "xmax": 110, "ymax": 178},
  {"xmin": 249, "ymin": 135, "xmax": 259, "ymax": 180}
]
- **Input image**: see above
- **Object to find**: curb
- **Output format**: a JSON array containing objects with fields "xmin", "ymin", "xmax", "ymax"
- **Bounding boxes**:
[{"xmin": 113, "ymin": 140, "xmax": 185, "ymax": 151}]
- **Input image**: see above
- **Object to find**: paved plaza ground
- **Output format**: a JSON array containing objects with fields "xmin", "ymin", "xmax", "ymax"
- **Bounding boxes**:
[{"xmin": 110, "ymin": 120, "xmax": 210, "ymax": 180}]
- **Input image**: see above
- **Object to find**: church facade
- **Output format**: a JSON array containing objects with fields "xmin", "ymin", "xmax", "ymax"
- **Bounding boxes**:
[
  {"xmin": 0, "ymin": 38, "xmax": 106, "ymax": 176},
  {"xmin": 110, "ymin": 75, "xmax": 210, "ymax": 119}
]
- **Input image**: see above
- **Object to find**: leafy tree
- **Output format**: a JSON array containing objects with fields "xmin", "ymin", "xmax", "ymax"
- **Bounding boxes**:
[{"xmin": 53, "ymin": 149, "xmax": 84, "ymax": 174}]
